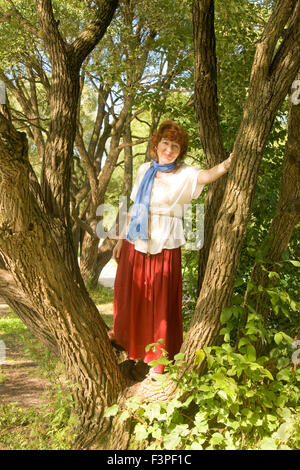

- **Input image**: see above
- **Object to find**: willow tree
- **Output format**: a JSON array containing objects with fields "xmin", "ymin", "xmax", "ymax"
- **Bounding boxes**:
[
  {"xmin": 0, "ymin": 0, "xmax": 127, "ymax": 449},
  {"xmin": 1, "ymin": 0, "xmax": 300, "ymax": 450}
]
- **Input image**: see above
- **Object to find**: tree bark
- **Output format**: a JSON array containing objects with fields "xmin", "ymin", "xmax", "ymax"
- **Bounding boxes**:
[
  {"xmin": 35, "ymin": 0, "xmax": 118, "ymax": 288},
  {"xmin": 192, "ymin": 0, "xmax": 228, "ymax": 293},
  {"xmin": 244, "ymin": 72, "xmax": 300, "ymax": 342},
  {"xmin": 183, "ymin": 0, "xmax": 300, "ymax": 371},
  {"xmin": 0, "ymin": 112, "xmax": 127, "ymax": 448},
  {"xmin": 0, "ymin": 268, "xmax": 58, "ymax": 355},
  {"xmin": 1, "ymin": 0, "xmax": 129, "ymax": 448}
]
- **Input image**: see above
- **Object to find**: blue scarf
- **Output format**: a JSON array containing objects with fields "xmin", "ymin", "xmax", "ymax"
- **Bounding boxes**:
[{"xmin": 126, "ymin": 160, "xmax": 176, "ymax": 241}]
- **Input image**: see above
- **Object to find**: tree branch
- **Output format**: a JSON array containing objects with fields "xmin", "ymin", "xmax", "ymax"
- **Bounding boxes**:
[
  {"xmin": 5, "ymin": 0, "xmax": 40, "ymax": 36},
  {"xmin": 71, "ymin": 212, "xmax": 98, "ymax": 239},
  {"xmin": 250, "ymin": 0, "xmax": 298, "ymax": 83},
  {"xmin": 35, "ymin": 0, "xmax": 65, "ymax": 59},
  {"xmin": 193, "ymin": 0, "xmax": 228, "ymax": 292},
  {"xmin": 0, "ymin": 268, "xmax": 32, "ymax": 308},
  {"xmin": 269, "ymin": 1, "xmax": 300, "ymax": 90},
  {"xmin": 116, "ymin": 137, "xmax": 149, "ymax": 152},
  {"xmin": 75, "ymin": 132, "xmax": 98, "ymax": 204},
  {"xmin": 193, "ymin": 0, "xmax": 225, "ymax": 165},
  {"xmin": 71, "ymin": 0, "xmax": 119, "ymax": 67},
  {"xmin": 183, "ymin": 0, "xmax": 300, "ymax": 370}
]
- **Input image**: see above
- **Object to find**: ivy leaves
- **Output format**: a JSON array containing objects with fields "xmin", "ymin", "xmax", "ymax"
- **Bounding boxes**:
[{"xmin": 103, "ymin": 338, "xmax": 300, "ymax": 450}]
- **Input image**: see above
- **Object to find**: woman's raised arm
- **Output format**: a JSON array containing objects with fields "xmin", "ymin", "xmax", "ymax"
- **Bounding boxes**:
[{"xmin": 197, "ymin": 153, "xmax": 233, "ymax": 185}]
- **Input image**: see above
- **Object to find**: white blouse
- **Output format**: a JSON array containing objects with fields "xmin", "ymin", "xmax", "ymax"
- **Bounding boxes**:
[{"xmin": 128, "ymin": 162, "xmax": 204, "ymax": 254}]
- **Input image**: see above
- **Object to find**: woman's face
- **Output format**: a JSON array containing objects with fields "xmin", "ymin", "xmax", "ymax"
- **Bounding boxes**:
[{"xmin": 156, "ymin": 138, "xmax": 180, "ymax": 165}]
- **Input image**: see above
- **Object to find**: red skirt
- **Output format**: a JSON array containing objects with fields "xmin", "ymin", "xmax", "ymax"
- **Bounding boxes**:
[{"xmin": 113, "ymin": 240, "xmax": 183, "ymax": 373}]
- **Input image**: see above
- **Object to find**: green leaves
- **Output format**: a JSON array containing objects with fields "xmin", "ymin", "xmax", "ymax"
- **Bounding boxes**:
[
  {"xmin": 274, "ymin": 332, "xmax": 283, "ymax": 345},
  {"xmin": 276, "ymin": 368, "xmax": 291, "ymax": 382},
  {"xmin": 287, "ymin": 260, "xmax": 300, "ymax": 267},
  {"xmin": 246, "ymin": 344, "xmax": 256, "ymax": 362},
  {"xmin": 134, "ymin": 423, "xmax": 149, "ymax": 441},
  {"xmin": 102, "ymin": 334, "xmax": 300, "ymax": 451},
  {"xmin": 274, "ymin": 331, "xmax": 293, "ymax": 346},
  {"xmin": 220, "ymin": 307, "xmax": 233, "ymax": 324},
  {"xmin": 103, "ymin": 404, "xmax": 119, "ymax": 417},
  {"xmin": 259, "ymin": 436, "xmax": 277, "ymax": 450},
  {"xmin": 143, "ymin": 403, "xmax": 163, "ymax": 423},
  {"xmin": 194, "ymin": 349, "xmax": 205, "ymax": 366}
]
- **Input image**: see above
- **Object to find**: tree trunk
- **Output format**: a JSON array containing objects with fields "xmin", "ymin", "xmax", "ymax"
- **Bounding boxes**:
[
  {"xmin": 183, "ymin": 0, "xmax": 300, "ymax": 371},
  {"xmin": 78, "ymin": 214, "xmax": 100, "ymax": 286},
  {"xmin": 0, "ymin": 268, "xmax": 58, "ymax": 355},
  {"xmin": 192, "ymin": 0, "xmax": 228, "ymax": 293},
  {"xmin": 122, "ymin": 115, "xmax": 134, "ymax": 198},
  {"xmin": 0, "ymin": 0, "xmax": 129, "ymax": 448},
  {"xmin": 80, "ymin": 115, "xmax": 134, "ymax": 288},
  {"xmin": 244, "ymin": 72, "xmax": 300, "ymax": 348},
  {"xmin": 0, "ymin": 113, "xmax": 127, "ymax": 447},
  {"xmin": 79, "ymin": 97, "xmax": 133, "ymax": 285},
  {"xmin": 36, "ymin": 0, "xmax": 119, "ymax": 288},
  {"xmin": 1, "ymin": 0, "xmax": 300, "ymax": 451}
]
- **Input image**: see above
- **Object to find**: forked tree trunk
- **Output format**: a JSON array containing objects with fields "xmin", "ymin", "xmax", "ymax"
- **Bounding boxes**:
[
  {"xmin": 182, "ymin": 0, "xmax": 300, "ymax": 371},
  {"xmin": 90, "ymin": 238, "xmax": 118, "ymax": 288},
  {"xmin": 79, "ymin": 94, "xmax": 134, "ymax": 284},
  {"xmin": 0, "ymin": 113, "xmax": 127, "ymax": 448},
  {"xmin": 79, "ymin": 215, "xmax": 100, "ymax": 285},
  {"xmin": 0, "ymin": 111, "xmax": 185, "ymax": 449},
  {"xmin": 80, "ymin": 115, "xmax": 134, "ymax": 288},
  {"xmin": 36, "ymin": 0, "xmax": 119, "ymax": 288},
  {"xmin": 79, "ymin": 11, "xmax": 157, "ymax": 284}
]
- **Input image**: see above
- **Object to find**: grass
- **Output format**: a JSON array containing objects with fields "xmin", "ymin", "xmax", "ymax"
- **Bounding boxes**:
[
  {"xmin": 88, "ymin": 283, "xmax": 114, "ymax": 305},
  {"xmin": 89, "ymin": 284, "xmax": 114, "ymax": 330},
  {"xmin": 0, "ymin": 388, "xmax": 78, "ymax": 450},
  {"xmin": 0, "ymin": 313, "xmax": 33, "ymax": 365},
  {"xmin": 0, "ymin": 308, "xmax": 77, "ymax": 449},
  {"xmin": 0, "ymin": 316, "xmax": 28, "ymax": 335}
]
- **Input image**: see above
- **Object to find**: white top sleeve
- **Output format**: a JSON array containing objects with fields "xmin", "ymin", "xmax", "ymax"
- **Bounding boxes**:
[{"xmin": 128, "ymin": 162, "xmax": 205, "ymax": 254}]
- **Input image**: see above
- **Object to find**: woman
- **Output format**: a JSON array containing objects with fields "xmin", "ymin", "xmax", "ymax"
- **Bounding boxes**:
[{"xmin": 110, "ymin": 120, "xmax": 232, "ymax": 375}]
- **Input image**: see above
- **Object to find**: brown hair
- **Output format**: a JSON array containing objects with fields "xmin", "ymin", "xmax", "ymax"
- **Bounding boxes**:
[{"xmin": 150, "ymin": 120, "xmax": 189, "ymax": 165}]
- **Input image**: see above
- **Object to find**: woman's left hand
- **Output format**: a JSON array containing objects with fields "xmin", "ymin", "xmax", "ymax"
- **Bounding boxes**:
[{"xmin": 223, "ymin": 152, "xmax": 233, "ymax": 172}]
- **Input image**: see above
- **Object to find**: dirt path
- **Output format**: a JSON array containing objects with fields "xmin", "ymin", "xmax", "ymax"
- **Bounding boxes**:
[{"xmin": 0, "ymin": 299, "xmax": 51, "ymax": 409}]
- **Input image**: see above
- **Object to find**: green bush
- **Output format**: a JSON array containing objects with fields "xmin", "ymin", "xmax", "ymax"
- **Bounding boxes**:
[
  {"xmin": 105, "ymin": 339, "xmax": 299, "ymax": 450},
  {"xmin": 104, "ymin": 286, "xmax": 300, "ymax": 450}
]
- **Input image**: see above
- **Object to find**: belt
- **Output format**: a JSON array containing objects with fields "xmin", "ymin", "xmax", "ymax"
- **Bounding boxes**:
[{"xmin": 150, "ymin": 212, "xmax": 182, "ymax": 219}]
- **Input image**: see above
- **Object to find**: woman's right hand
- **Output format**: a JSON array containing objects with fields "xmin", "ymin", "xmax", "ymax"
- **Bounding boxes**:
[{"xmin": 113, "ymin": 239, "xmax": 123, "ymax": 264}]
